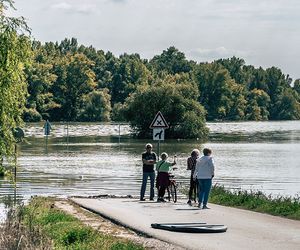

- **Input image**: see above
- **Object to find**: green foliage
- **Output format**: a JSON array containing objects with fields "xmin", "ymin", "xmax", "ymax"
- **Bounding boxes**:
[
  {"xmin": 294, "ymin": 79, "xmax": 300, "ymax": 95},
  {"xmin": 0, "ymin": 165, "xmax": 5, "ymax": 176},
  {"xmin": 23, "ymin": 197, "xmax": 144, "ymax": 250},
  {"xmin": 79, "ymin": 89, "xmax": 112, "ymax": 121},
  {"xmin": 150, "ymin": 46, "xmax": 193, "ymax": 74},
  {"xmin": 23, "ymin": 108, "xmax": 43, "ymax": 122},
  {"xmin": 8, "ymin": 34, "xmax": 298, "ymax": 129},
  {"xmin": 246, "ymin": 89, "xmax": 270, "ymax": 120},
  {"xmin": 209, "ymin": 185, "xmax": 300, "ymax": 220},
  {"xmin": 0, "ymin": 0, "xmax": 31, "ymax": 158},
  {"xmin": 195, "ymin": 63, "xmax": 247, "ymax": 120},
  {"xmin": 123, "ymin": 73, "xmax": 208, "ymax": 138}
]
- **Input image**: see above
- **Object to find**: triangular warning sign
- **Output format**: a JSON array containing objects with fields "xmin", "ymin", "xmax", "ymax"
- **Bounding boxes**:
[{"xmin": 150, "ymin": 111, "xmax": 169, "ymax": 129}]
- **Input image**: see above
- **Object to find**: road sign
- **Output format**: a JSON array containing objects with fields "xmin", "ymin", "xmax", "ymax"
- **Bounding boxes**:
[
  {"xmin": 150, "ymin": 111, "xmax": 169, "ymax": 129},
  {"xmin": 153, "ymin": 128, "xmax": 165, "ymax": 141}
]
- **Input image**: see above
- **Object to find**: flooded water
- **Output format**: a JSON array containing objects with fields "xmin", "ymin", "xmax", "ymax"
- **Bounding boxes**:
[{"xmin": 0, "ymin": 121, "xmax": 300, "ymax": 209}]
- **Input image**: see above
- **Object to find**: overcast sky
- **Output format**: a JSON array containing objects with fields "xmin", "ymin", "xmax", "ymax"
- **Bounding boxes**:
[{"xmin": 10, "ymin": 0, "xmax": 300, "ymax": 80}]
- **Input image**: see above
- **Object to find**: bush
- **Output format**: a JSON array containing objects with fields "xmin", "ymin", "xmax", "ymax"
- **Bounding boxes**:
[
  {"xmin": 123, "ymin": 74, "xmax": 209, "ymax": 139},
  {"xmin": 23, "ymin": 108, "xmax": 42, "ymax": 122}
]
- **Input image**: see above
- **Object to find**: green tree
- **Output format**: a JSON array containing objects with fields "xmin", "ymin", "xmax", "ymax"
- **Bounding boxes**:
[
  {"xmin": 79, "ymin": 89, "xmax": 112, "ymax": 121},
  {"xmin": 24, "ymin": 51, "xmax": 59, "ymax": 121},
  {"xmin": 50, "ymin": 53, "xmax": 96, "ymax": 121},
  {"xmin": 0, "ymin": 0, "xmax": 31, "ymax": 159},
  {"xmin": 246, "ymin": 89, "xmax": 270, "ymax": 120},
  {"xmin": 294, "ymin": 79, "xmax": 300, "ymax": 95},
  {"xmin": 273, "ymin": 89, "xmax": 300, "ymax": 120},
  {"xmin": 123, "ymin": 74, "xmax": 208, "ymax": 138},
  {"xmin": 150, "ymin": 46, "xmax": 194, "ymax": 75},
  {"xmin": 110, "ymin": 53, "xmax": 151, "ymax": 104},
  {"xmin": 195, "ymin": 63, "xmax": 247, "ymax": 120},
  {"xmin": 216, "ymin": 57, "xmax": 249, "ymax": 85}
]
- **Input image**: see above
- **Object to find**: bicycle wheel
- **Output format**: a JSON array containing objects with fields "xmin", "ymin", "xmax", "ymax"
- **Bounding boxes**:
[
  {"xmin": 167, "ymin": 187, "xmax": 171, "ymax": 201},
  {"xmin": 169, "ymin": 182, "xmax": 177, "ymax": 203}
]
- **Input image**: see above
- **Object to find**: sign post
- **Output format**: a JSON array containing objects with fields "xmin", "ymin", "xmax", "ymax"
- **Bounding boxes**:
[
  {"xmin": 150, "ymin": 111, "xmax": 169, "ymax": 159},
  {"xmin": 43, "ymin": 120, "xmax": 51, "ymax": 153}
]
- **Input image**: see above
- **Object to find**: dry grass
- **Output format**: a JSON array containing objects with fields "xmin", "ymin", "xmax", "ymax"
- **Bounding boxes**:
[{"xmin": 0, "ymin": 202, "xmax": 52, "ymax": 250}]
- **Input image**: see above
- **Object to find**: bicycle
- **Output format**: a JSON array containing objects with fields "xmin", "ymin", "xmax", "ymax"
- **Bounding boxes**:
[{"xmin": 167, "ymin": 170, "xmax": 178, "ymax": 203}]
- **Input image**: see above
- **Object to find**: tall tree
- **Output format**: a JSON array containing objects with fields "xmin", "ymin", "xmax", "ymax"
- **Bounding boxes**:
[
  {"xmin": 195, "ymin": 63, "xmax": 247, "ymax": 120},
  {"xmin": 150, "ymin": 46, "xmax": 194, "ymax": 75},
  {"xmin": 0, "ymin": 0, "xmax": 31, "ymax": 159},
  {"xmin": 51, "ymin": 53, "xmax": 96, "ymax": 121},
  {"xmin": 123, "ymin": 73, "xmax": 208, "ymax": 138}
]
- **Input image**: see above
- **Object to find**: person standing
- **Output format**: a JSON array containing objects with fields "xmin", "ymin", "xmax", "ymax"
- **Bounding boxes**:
[
  {"xmin": 193, "ymin": 148, "xmax": 215, "ymax": 209},
  {"xmin": 140, "ymin": 143, "xmax": 157, "ymax": 201},
  {"xmin": 156, "ymin": 152, "xmax": 177, "ymax": 202},
  {"xmin": 187, "ymin": 149, "xmax": 200, "ymax": 205}
]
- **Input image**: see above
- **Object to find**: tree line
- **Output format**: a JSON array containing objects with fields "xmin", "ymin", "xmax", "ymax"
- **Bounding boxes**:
[
  {"xmin": 22, "ymin": 38, "xmax": 300, "ymax": 137},
  {"xmin": 1, "ymin": 0, "xmax": 300, "ymax": 143}
]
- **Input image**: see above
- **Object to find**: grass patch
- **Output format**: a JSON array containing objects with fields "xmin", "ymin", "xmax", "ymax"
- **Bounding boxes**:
[
  {"xmin": 209, "ymin": 185, "xmax": 300, "ymax": 220},
  {"xmin": 0, "ymin": 197, "xmax": 144, "ymax": 249},
  {"xmin": 23, "ymin": 197, "xmax": 144, "ymax": 250}
]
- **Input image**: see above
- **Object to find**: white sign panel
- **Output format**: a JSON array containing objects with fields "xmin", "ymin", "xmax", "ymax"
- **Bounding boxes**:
[
  {"xmin": 150, "ymin": 111, "xmax": 169, "ymax": 129},
  {"xmin": 153, "ymin": 128, "xmax": 165, "ymax": 141}
]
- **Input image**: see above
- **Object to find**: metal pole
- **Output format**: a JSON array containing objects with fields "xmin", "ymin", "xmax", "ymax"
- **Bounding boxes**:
[
  {"xmin": 157, "ymin": 140, "xmax": 160, "ymax": 160},
  {"xmin": 66, "ymin": 121, "xmax": 69, "ymax": 151},
  {"xmin": 118, "ymin": 123, "xmax": 121, "ymax": 144},
  {"xmin": 45, "ymin": 134, "xmax": 48, "ymax": 154},
  {"xmin": 14, "ymin": 144, "xmax": 17, "ymax": 183}
]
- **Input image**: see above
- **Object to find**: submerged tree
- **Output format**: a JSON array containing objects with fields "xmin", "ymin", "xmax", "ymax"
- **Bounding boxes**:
[
  {"xmin": 0, "ymin": 0, "xmax": 31, "ymax": 160},
  {"xmin": 123, "ymin": 73, "xmax": 208, "ymax": 139}
]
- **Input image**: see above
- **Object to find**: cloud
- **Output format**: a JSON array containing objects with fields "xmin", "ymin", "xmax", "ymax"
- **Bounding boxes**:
[
  {"xmin": 51, "ymin": 2, "xmax": 95, "ymax": 14},
  {"xmin": 52, "ymin": 2, "xmax": 72, "ymax": 10},
  {"xmin": 188, "ymin": 47, "xmax": 251, "ymax": 62},
  {"xmin": 109, "ymin": 0, "xmax": 127, "ymax": 3}
]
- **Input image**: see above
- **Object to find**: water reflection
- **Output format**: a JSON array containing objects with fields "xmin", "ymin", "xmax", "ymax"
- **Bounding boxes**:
[{"xmin": 0, "ymin": 121, "xmax": 299, "ymax": 209}]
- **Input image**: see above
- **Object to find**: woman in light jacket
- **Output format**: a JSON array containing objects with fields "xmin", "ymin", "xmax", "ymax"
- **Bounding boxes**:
[{"xmin": 193, "ymin": 148, "xmax": 215, "ymax": 209}]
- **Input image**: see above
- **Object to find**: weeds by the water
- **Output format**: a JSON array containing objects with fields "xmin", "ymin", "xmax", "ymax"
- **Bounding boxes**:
[
  {"xmin": 0, "ymin": 200, "xmax": 52, "ymax": 249},
  {"xmin": 23, "ymin": 197, "xmax": 144, "ymax": 250},
  {"xmin": 209, "ymin": 185, "xmax": 300, "ymax": 220},
  {"xmin": 0, "ymin": 197, "xmax": 144, "ymax": 250},
  {"xmin": 180, "ymin": 184, "xmax": 300, "ymax": 220}
]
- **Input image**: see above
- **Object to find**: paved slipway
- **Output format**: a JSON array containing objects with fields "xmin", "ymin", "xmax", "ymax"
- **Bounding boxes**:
[{"xmin": 71, "ymin": 198, "xmax": 300, "ymax": 250}]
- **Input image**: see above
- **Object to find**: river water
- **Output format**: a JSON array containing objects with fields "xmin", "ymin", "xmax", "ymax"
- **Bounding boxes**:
[{"xmin": 1, "ymin": 121, "xmax": 300, "ymax": 219}]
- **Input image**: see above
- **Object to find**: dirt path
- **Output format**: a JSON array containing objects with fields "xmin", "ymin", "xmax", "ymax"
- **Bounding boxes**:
[{"xmin": 55, "ymin": 199, "xmax": 184, "ymax": 250}]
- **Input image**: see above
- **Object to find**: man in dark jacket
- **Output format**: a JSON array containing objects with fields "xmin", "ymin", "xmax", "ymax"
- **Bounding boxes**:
[{"xmin": 140, "ymin": 143, "xmax": 157, "ymax": 201}]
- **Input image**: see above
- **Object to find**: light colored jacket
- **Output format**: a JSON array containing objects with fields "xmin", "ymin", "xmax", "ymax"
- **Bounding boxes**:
[{"xmin": 193, "ymin": 155, "xmax": 215, "ymax": 179}]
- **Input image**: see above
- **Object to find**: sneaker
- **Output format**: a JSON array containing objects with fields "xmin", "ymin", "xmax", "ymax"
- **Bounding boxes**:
[
  {"xmin": 202, "ymin": 205, "xmax": 210, "ymax": 209},
  {"xmin": 140, "ymin": 198, "xmax": 145, "ymax": 201},
  {"xmin": 197, "ymin": 203, "xmax": 201, "ymax": 208},
  {"xmin": 187, "ymin": 200, "xmax": 192, "ymax": 206}
]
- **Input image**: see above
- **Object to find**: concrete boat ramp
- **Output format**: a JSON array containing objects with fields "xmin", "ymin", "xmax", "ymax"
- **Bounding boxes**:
[{"xmin": 71, "ymin": 197, "xmax": 300, "ymax": 250}]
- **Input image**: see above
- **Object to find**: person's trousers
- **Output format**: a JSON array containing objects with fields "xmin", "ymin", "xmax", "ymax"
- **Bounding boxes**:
[
  {"xmin": 197, "ymin": 178, "xmax": 212, "ymax": 205},
  {"xmin": 188, "ymin": 175, "xmax": 198, "ymax": 201},
  {"xmin": 140, "ymin": 172, "xmax": 155, "ymax": 200}
]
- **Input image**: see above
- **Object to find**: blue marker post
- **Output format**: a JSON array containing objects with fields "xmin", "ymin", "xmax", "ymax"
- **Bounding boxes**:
[{"xmin": 43, "ymin": 120, "xmax": 51, "ymax": 153}]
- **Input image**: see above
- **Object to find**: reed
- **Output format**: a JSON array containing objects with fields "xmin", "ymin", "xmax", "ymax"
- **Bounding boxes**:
[{"xmin": 209, "ymin": 185, "xmax": 300, "ymax": 220}]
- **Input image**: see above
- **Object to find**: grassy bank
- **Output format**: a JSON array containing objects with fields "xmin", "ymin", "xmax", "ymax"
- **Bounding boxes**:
[
  {"xmin": 209, "ymin": 185, "xmax": 300, "ymax": 220},
  {"xmin": 0, "ymin": 197, "xmax": 143, "ymax": 250}
]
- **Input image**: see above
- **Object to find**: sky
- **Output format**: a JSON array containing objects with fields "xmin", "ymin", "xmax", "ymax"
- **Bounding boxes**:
[{"xmin": 9, "ymin": 0, "xmax": 300, "ymax": 80}]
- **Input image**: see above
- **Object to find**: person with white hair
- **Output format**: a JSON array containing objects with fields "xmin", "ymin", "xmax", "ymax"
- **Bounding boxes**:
[
  {"xmin": 187, "ymin": 148, "xmax": 200, "ymax": 205},
  {"xmin": 193, "ymin": 148, "xmax": 215, "ymax": 209}
]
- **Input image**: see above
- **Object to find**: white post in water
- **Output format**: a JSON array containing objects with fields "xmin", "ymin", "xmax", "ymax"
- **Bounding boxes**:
[{"xmin": 119, "ymin": 123, "xmax": 121, "ymax": 144}]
